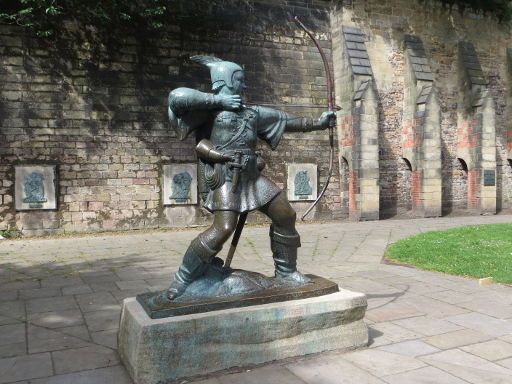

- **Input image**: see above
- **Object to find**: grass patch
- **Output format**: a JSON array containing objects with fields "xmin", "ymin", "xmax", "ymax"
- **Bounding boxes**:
[{"xmin": 385, "ymin": 223, "xmax": 512, "ymax": 284}]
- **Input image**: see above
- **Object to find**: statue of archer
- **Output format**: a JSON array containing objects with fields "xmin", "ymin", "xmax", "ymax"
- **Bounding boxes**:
[{"xmin": 164, "ymin": 55, "xmax": 334, "ymax": 301}]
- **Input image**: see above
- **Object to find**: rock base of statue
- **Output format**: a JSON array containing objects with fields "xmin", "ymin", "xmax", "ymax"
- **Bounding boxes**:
[
  {"xmin": 118, "ymin": 285, "xmax": 368, "ymax": 384},
  {"xmin": 136, "ymin": 265, "xmax": 340, "ymax": 318}
]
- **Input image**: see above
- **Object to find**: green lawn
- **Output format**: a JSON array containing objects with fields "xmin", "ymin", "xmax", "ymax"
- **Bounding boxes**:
[{"xmin": 385, "ymin": 223, "xmax": 512, "ymax": 284}]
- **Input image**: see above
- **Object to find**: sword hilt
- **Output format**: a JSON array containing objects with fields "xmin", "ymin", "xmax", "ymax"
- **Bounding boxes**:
[{"xmin": 228, "ymin": 151, "xmax": 244, "ymax": 193}]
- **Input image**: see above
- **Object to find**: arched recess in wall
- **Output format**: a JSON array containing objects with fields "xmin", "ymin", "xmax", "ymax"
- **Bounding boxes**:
[
  {"xmin": 402, "ymin": 158, "xmax": 413, "ymax": 171},
  {"xmin": 456, "ymin": 157, "xmax": 469, "ymax": 210},
  {"xmin": 400, "ymin": 157, "xmax": 413, "ymax": 212},
  {"xmin": 340, "ymin": 156, "xmax": 350, "ymax": 217}
]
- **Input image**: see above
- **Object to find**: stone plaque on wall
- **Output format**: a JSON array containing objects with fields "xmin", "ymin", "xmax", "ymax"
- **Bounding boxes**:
[
  {"xmin": 162, "ymin": 164, "xmax": 197, "ymax": 205},
  {"xmin": 483, "ymin": 169, "xmax": 496, "ymax": 186},
  {"xmin": 287, "ymin": 163, "xmax": 317, "ymax": 202},
  {"xmin": 15, "ymin": 165, "xmax": 57, "ymax": 210}
]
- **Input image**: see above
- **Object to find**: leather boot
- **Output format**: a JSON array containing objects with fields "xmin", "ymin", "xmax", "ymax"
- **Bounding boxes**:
[
  {"xmin": 166, "ymin": 236, "xmax": 218, "ymax": 300},
  {"xmin": 270, "ymin": 225, "xmax": 310, "ymax": 284}
]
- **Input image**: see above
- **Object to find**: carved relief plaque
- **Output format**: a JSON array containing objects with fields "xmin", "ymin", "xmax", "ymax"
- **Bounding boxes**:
[
  {"xmin": 15, "ymin": 165, "xmax": 57, "ymax": 210},
  {"xmin": 162, "ymin": 164, "xmax": 198, "ymax": 205},
  {"xmin": 287, "ymin": 163, "xmax": 317, "ymax": 202}
]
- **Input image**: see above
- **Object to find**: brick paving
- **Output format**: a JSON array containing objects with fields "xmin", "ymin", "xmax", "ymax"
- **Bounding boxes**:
[{"xmin": 0, "ymin": 215, "xmax": 511, "ymax": 383}]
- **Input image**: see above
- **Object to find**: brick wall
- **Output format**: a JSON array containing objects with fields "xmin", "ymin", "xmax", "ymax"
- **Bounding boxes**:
[
  {"xmin": 2, "ymin": 0, "xmax": 512, "ymax": 236},
  {"xmin": 335, "ymin": 0, "xmax": 512, "ymax": 217},
  {"xmin": 0, "ymin": 0, "xmax": 340, "ymax": 235}
]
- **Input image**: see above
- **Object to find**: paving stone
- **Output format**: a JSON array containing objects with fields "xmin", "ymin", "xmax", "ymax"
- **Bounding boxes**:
[
  {"xmin": 217, "ymin": 365, "xmax": 307, "ymax": 384},
  {"xmin": 0, "ymin": 280, "xmax": 40, "ymax": 291},
  {"xmin": 0, "ymin": 323, "xmax": 25, "ymax": 346},
  {"xmin": 2, "ymin": 216, "xmax": 512, "ymax": 384},
  {"xmin": 0, "ymin": 300, "xmax": 26, "ymax": 320},
  {"xmin": 423, "ymin": 329, "xmax": 492, "ymax": 350},
  {"xmin": 28, "ymin": 309, "xmax": 84, "ymax": 328},
  {"xmin": 88, "ymin": 282, "xmax": 121, "ymax": 292},
  {"xmin": 111, "ymin": 288, "xmax": 150, "ymax": 303},
  {"xmin": 460, "ymin": 339, "xmax": 512, "ymax": 361},
  {"xmin": 80, "ymin": 271, "xmax": 120, "ymax": 283},
  {"xmin": 115, "ymin": 280, "xmax": 152, "ymax": 291},
  {"xmin": 368, "ymin": 322, "xmax": 423, "ymax": 347},
  {"xmin": 29, "ymin": 365, "xmax": 132, "ymax": 384},
  {"xmin": 58, "ymin": 325, "xmax": 91, "ymax": 341},
  {"xmin": 342, "ymin": 349, "xmax": 426, "ymax": 377},
  {"xmin": 91, "ymin": 329, "xmax": 118, "ymax": 349},
  {"xmin": 0, "ymin": 352, "xmax": 52, "ymax": 383},
  {"xmin": 26, "ymin": 296, "xmax": 78, "ymax": 314},
  {"xmin": 190, "ymin": 378, "xmax": 222, "ymax": 384},
  {"xmin": 381, "ymin": 366, "xmax": 469, "ymax": 384},
  {"xmin": 392, "ymin": 316, "xmax": 462, "ymax": 337},
  {"xmin": 83, "ymin": 308, "xmax": 121, "ymax": 332},
  {"xmin": 458, "ymin": 298, "xmax": 512, "ymax": 319},
  {"xmin": 425, "ymin": 360, "xmax": 512, "ymax": 384},
  {"xmin": 496, "ymin": 357, "xmax": 512, "ymax": 369},
  {"xmin": 0, "ymin": 289, "xmax": 18, "ymax": 302},
  {"xmin": 0, "ymin": 342, "xmax": 26, "ymax": 358},
  {"xmin": 444, "ymin": 313, "xmax": 512, "ymax": 337},
  {"xmin": 19, "ymin": 287, "xmax": 62, "ymax": 300},
  {"xmin": 377, "ymin": 340, "xmax": 440, "ymax": 357},
  {"xmin": 287, "ymin": 355, "xmax": 386, "ymax": 383},
  {"xmin": 75, "ymin": 292, "xmax": 119, "ymax": 313},
  {"xmin": 420, "ymin": 349, "xmax": 512, "ymax": 374},
  {"xmin": 61, "ymin": 285, "xmax": 93, "ymax": 295},
  {"xmin": 366, "ymin": 303, "xmax": 424, "ymax": 322},
  {"xmin": 398, "ymin": 296, "xmax": 469, "ymax": 317},
  {"xmin": 52, "ymin": 345, "xmax": 120, "ymax": 374},
  {"xmin": 40, "ymin": 276, "xmax": 84, "ymax": 288},
  {"xmin": 28, "ymin": 325, "xmax": 91, "ymax": 353},
  {"xmin": 0, "ymin": 314, "xmax": 22, "ymax": 326}
]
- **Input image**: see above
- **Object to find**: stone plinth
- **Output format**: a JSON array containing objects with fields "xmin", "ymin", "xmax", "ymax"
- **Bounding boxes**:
[{"xmin": 118, "ymin": 289, "xmax": 368, "ymax": 384}]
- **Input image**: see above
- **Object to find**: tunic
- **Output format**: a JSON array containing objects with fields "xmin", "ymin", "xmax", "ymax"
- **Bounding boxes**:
[{"xmin": 168, "ymin": 88, "xmax": 290, "ymax": 213}]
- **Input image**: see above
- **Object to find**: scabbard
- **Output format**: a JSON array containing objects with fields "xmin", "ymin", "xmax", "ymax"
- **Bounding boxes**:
[{"xmin": 224, "ymin": 211, "xmax": 248, "ymax": 268}]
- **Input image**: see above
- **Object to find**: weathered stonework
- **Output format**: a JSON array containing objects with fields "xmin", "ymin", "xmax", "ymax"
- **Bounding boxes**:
[
  {"xmin": 332, "ymin": 22, "xmax": 379, "ymax": 221},
  {"xmin": 402, "ymin": 35, "xmax": 442, "ymax": 217},
  {"xmin": 456, "ymin": 41, "xmax": 496, "ymax": 214},
  {"xmin": 119, "ymin": 291, "xmax": 368, "ymax": 384},
  {"xmin": 0, "ymin": 0, "xmax": 340, "ymax": 235},
  {"xmin": 2, "ymin": 0, "xmax": 512, "ymax": 236}
]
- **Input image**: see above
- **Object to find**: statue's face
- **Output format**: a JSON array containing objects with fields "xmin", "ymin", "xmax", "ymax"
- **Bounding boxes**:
[{"xmin": 230, "ymin": 71, "xmax": 246, "ymax": 94}]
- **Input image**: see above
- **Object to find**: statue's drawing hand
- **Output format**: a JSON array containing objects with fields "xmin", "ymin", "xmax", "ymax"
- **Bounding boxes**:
[
  {"xmin": 217, "ymin": 94, "xmax": 243, "ymax": 111},
  {"xmin": 318, "ymin": 111, "xmax": 336, "ymax": 128}
]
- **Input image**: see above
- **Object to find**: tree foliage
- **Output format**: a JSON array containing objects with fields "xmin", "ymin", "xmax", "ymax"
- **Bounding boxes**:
[
  {"xmin": 0, "ymin": 0, "xmax": 175, "ymax": 37},
  {"xmin": 1, "ymin": 0, "xmax": 511, "ymax": 38},
  {"xmin": 421, "ymin": 0, "xmax": 512, "ymax": 22}
]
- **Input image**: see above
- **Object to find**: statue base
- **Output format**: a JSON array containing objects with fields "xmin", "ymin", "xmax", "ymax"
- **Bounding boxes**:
[
  {"xmin": 137, "ymin": 271, "xmax": 339, "ymax": 318},
  {"xmin": 118, "ymin": 288, "xmax": 368, "ymax": 384}
]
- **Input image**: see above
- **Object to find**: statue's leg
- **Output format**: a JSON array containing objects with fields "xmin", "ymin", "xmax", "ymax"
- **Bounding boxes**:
[
  {"xmin": 259, "ymin": 191, "xmax": 310, "ymax": 284},
  {"xmin": 166, "ymin": 210, "xmax": 238, "ymax": 300}
]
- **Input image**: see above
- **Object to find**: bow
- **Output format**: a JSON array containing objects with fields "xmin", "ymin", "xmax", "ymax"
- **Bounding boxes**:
[{"xmin": 293, "ymin": 16, "xmax": 336, "ymax": 220}]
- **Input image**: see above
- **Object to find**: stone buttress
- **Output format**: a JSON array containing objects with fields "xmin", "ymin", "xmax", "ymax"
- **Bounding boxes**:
[
  {"xmin": 402, "ymin": 35, "xmax": 442, "ymax": 217},
  {"xmin": 332, "ymin": 23, "xmax": 379, "ymax": 221},
  {"xmin": 457, "ymin": 41, "xmax": 496, "ymax": 214}
]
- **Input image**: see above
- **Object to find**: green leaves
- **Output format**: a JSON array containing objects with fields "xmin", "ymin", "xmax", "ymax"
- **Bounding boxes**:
[
  {"xmin": 0, "ymin": 0, "xmax": 183, "ymax": 37},
  {"xmin": 420, "ymin": 0, "xmax": 512, "ymax": 22}
]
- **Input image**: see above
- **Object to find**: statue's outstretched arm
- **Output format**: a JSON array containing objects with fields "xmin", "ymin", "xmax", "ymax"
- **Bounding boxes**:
[{"xmin": 284, "ymin": 111, "xmax": 335, "ymax": 132}]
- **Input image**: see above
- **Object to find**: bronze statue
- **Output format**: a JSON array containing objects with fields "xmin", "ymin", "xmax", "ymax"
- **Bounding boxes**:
[{"xmin": 164, "ymin": 55, "xmax": 334, "ymax": 301}]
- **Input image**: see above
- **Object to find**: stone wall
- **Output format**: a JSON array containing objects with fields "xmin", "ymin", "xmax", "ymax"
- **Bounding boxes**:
[
  {"xmin": 2, "ymin": 0, "xmax": 512, "ymax": 236},
  {"xmin": 0, "ymin": 0, "xmax": 340, "ymax": 235},
  {"xmin": 333, "ymin": 0, "xmax": 512, "ymax": 217}
]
